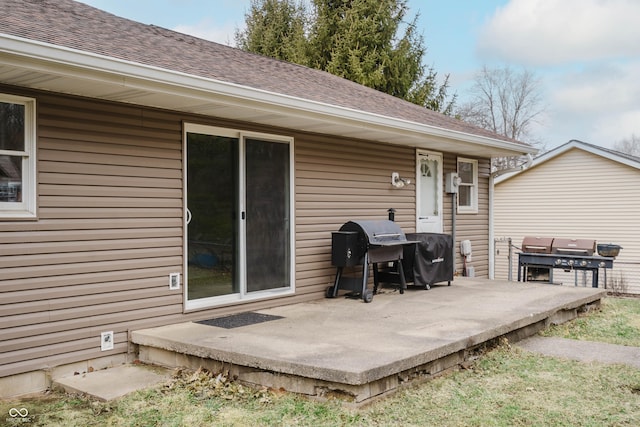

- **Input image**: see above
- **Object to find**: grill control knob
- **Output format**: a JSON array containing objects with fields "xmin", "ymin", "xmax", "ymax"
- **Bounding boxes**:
[
  {"xmin": 567, "ymin": 260, "xmax": 574, "ymax": 266},
  {"xmin": 581, "ymin": 260, "xmax": 587, "ymax": 266}
]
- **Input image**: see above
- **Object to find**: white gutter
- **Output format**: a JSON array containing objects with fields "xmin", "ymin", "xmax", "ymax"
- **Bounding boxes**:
[{"xmin": 1, "ymin": 34, "xmax": 536, "ymax": 155}]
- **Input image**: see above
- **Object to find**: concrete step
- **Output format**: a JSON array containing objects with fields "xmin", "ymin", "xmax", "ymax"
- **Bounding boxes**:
[{"xmin": 53, "ymin": 364, "xmax": 172, "ymax": 401}]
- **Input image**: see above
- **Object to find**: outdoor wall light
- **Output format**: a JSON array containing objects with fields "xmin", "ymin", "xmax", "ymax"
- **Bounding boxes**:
[{"xmin": 391, "ymin": 172, "xmax": 411, "ymax": 188}]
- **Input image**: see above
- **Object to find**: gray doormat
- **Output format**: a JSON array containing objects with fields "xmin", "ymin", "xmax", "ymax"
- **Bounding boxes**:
[{"xmin": 196, "ymin": 312, "xmax": 284, "ymax": 329}]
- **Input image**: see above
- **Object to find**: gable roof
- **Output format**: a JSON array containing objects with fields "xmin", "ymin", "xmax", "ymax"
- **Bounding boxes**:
[
  {"xmin": 495, "ymin": 139, "xmax": 640, "ymax": 184},
  {"xmin": 0, "ymin": 0, "xmax": 535, "ymax": 157}
]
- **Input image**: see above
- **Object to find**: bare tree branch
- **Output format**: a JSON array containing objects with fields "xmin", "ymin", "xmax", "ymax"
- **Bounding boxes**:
[
  {"xmin": 456, "ymin": 66, "xmax": 546, "ymax": 171},
  {"xmin": 613, "ymin": 134, "xmax": 640, "ymax": 157}
]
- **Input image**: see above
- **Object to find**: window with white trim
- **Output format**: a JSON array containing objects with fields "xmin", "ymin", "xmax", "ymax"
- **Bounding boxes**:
[
  {"xmin": 0, "ymin": 94, "xmax": 36, "ymax": 218},
  {"xmin": 457, "ymin": 158, "xmax": 477, "ymax": 213}
]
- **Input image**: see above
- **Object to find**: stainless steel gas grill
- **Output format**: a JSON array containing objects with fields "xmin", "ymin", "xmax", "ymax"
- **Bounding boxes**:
[
  {"xmin": 326, "ymin": 220, "xmax": 415, "ymax": 302},
  {"xmin": 518, "ymin": 237, "xmax": 616, "ymax": 288}
]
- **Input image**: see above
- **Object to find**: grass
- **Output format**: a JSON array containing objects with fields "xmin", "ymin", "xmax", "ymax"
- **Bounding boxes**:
[
  {"xmin": 2, "ymin": 297, "xmax": 639, "ymax": 427},
  {"xmin": 540, "ymin": 296, "xmax": 640, "ymax": 347}
]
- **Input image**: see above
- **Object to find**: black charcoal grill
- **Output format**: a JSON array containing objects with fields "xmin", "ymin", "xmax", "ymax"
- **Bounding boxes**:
[{"xmin": 326, "ymin": 220, "xmax": 414, "ymax": 302}]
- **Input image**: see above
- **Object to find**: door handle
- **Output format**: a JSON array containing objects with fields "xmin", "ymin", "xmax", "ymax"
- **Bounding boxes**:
[{"xmin": 186, "ymin": 208, "xmax": 192, "ymax": 225}]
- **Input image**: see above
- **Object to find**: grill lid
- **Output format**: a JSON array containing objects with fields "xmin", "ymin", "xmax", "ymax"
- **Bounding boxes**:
[
  {"xmin": 339, "ymin": 220, "xmax": 409, "ymax": 246},
  {"xmin": 521, "ymin": 236, "xmax": 597, "ymax": 256},
  {"xmin": 522, "ymin": 236, "xmax": 553, "ymax": 254},
  {"xmin": 551, "ymin": 238, "xmax": 595, "ymax": 256}
]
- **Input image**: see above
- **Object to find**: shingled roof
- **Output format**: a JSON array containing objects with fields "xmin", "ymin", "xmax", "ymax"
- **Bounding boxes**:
[{"xmin": 0, "ymin": 0, "xmax": 535, "ymax": 156}]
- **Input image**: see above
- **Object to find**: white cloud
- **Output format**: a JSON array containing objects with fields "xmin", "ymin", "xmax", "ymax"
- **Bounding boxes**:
[
  {"xmin": 477, "ymin": 0, "xmax": 640, "ymax": 66},
  {"xmin": 532, "ymin": 61, "xmax": 640, "ymax": 147},
  {"xmin": 591, "ymin": 110, "xmax": 640, "ymax": 144},
  {"xmin": 551, "ymin": 62, "xmax": 640, "ymax": 114}
]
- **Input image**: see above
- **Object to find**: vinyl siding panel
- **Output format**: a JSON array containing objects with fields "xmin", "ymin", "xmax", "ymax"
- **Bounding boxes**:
[
  {"xmin": 494, "ymin": 148, "xmax": 640, "ymax": 293},
  {"xmin": 0, "ymin": 86, "xmax": 494, "ymax": 379},
  {"xmin": 294, "ymin": 135, "xmax": 416, "ymax": 292},
  {"xmin": 443, "ymin": 156, "xmax": 491, "ymax": 277},
  {"xmin": 1, "ymin": 90, "xmax": 186, "ymax": 378}
]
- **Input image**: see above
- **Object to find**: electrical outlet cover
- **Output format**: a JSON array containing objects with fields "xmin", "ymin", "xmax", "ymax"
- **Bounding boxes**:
[
  {"xmin": 169, "ymin": 273, "xmax": 181, "ymax": 290},
  {"xmin": 101, "ymin": 331, "xmax": 114, "ymax": 351}
]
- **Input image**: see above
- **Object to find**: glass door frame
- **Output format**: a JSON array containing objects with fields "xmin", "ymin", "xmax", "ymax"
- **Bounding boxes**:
[
  {"xmin": 416, "ymin": 150, "xmax": 444, "ymax": 233},
  {"xmin": 183, "ymin": 123, "xmax": 295, "ymax": 311}
]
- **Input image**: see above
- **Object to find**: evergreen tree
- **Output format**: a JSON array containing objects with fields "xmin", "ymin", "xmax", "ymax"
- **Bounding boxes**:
[
  {"xmin": 235, "ymin": 0, "xmax": 309, "ymax": 65},
  {"xmin": 235, "ymin": 0, "xmax": 455, "ymax": 114}
]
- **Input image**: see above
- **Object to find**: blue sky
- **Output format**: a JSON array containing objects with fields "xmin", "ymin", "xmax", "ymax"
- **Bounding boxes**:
[{"xmin": 79, "ymin": 0, "xmax": 640, "ymax": 151}]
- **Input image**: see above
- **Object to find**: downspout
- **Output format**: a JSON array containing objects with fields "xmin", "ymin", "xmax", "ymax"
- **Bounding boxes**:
[
  {"xmin": 488, "ymin": 173, "xmax": 495, "ymax": 279},
  {"xmin": 451, "ymin": 192, "xmax": 457, "ymax": 274}
]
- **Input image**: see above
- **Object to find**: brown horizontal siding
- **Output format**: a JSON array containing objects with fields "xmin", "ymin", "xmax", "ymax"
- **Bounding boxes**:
[
  {"xmin": 1, "ymin": 305, "xmax": 182, "ymax": 342},
  {"xmin": 0, "ymin": 85, "xmax": 495, "ymax": 381},
  {"xmin": 0, "ymin": 247, "xmax": 182, "ymax": 269},
  {"xmin": 40, "ymin": 184, "xmax": 182, "ymax": 198},
  {"xmin": 2, "ymin": 276, "xmax": 169, "ymax": 304},
  {"xmin": 38, "ymin": 173, "xmax": 181, "ymax": 189},
  {"xmin": 294, "ymin": 135, "xmax": 416, "ymax": 294},
  {"xmin": 38, "ymin": 146, "xmax": 181, "ymax": 166},
  {"xmin": 0, "ymin": 237, "xmax": 181, "ymax": 257},
  {"xmin": 2, "ymin": 255, "xmax": 181, "ymax": 281},
  {"xmin": 2, "ymin": 340, "xmax": 131, "ymax": 378},
  {"xmin": 39, "ymin": 195, "xmax": 182, "ymax": 208},
  {"xmin": 0, "ymin": 229, "xmax": 181, "ymax": 245},
  {"xmin": 1, "ymin": 267, "xmax": 180, "ymax": 293},
  {"xmin": 3, "ymin": 294, "xmax": 182, "ymax": 331},
  {"xmin": 0, "ymin": 217, "xmax": 182, "ymax": 232},
  {"xmin": 37, "ymin": 207, "xmax": 182, "ymax": 219},
  {"xmin": 441, "ymin": 155, "xmax": 490, "ymax": 277},
  {"xmin": 0, "ymin": 89, "xmax": 185, "ymax": 378}
]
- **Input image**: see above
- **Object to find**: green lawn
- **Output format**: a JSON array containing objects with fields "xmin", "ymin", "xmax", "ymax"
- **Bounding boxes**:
[{"xmin": 540, "ymin": 296, "xmax": 640, "ymax": 347}]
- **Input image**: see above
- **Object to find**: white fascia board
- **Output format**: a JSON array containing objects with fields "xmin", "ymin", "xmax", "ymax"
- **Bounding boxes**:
[
  {"xmin": 495, "ymin": 140, "xmax": 640, "ymax": 184},
  {"xmin": 566, "ymin": 141, "xmax": 640, "ymax": 170},
  {"xmin": 1, "ymin": 34, "xmax": 534, "ymax": 155}
]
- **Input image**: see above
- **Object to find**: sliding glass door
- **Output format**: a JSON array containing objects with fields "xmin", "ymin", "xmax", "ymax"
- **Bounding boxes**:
[
  {"xmin": 245, "ymin": 138, "xmax": 291, "ymax": 292},
  {"xmin": 184, "ymin": 125, "xmax": 293, "ymax": 309}
]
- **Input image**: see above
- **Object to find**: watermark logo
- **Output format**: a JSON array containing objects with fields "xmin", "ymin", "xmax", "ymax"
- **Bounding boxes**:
[
  {"xmin": 7, "ymin": 407, "xmax": 31, "ymax": 424},
  {"xmin": 9, "ymin": 408, "xmax": 28, "ymax": 418}
]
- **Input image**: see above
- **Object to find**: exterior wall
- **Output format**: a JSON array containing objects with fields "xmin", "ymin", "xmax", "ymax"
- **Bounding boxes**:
[
  {"xmin": 0, "ymin": 86, "xmax": 420, "ymax": 380},
  {"xmin": 295, "ymin": 134, "xmax": 416, "ymax": 295},
  {"xmin": 1, "ymin": 88, "xmax": 185, "ymax": 379},
  {"xmin": 443, "ymin": 155, "xmax": 491, "ymax": 278},
  {"xmin": 494, "ymin": 148, "xmax": 640, "ymax": 294},
  {"xmin": 1, "ymin": 84, "xmax": 494, "ymax": 382}
]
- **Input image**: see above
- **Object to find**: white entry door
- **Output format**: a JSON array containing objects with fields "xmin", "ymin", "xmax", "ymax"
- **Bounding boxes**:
[{"xmin": 416, "ymin": 150, "xmax": 443, "ymax": 233}]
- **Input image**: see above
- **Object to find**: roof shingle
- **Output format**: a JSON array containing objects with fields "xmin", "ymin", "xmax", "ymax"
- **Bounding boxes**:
[{"xmin": 1, "ymin": 0, "xmax": 526, "ymax": 146}]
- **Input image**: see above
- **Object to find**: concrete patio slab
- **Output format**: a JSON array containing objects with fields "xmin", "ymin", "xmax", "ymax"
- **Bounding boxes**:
[{"xmin": 131, "ymin": 278, "xmax": 606, "ymax": 404}]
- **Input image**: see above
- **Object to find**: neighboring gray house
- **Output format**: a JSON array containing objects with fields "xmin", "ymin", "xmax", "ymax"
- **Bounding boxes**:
[
  {"xmin": 0, "ymin": 0, "xmax": 535, "ymax": 396},
  {"xmin": 494, "ymin": 140, "xmax": 639, "ymax": 294}
]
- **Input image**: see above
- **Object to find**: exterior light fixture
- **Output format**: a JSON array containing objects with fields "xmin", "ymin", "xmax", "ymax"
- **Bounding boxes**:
[{"xmin": 391, "ymin": 172, "xmax": 411, "ymax": 188}]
